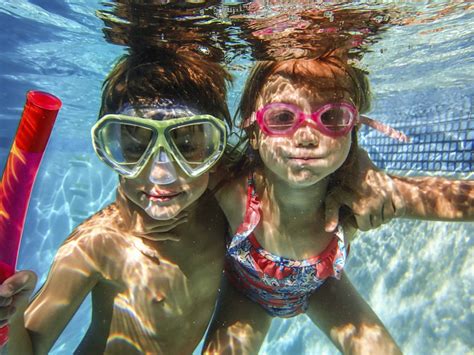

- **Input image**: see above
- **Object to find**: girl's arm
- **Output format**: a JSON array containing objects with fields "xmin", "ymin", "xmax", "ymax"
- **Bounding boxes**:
[
  {"xmin": 389, "ymin": 176, "xmax": 474, "ymax": 221},
  {"xmin": 6, "ymin": 233, "xmax": 101, "ymax": 355},
  {"xmin": 325, "ymin": 148, "xmax": 474, "ymax": 232},
  {"xmin": 325, "ymin": 148, "xmax": 406, "ymax": 232}
]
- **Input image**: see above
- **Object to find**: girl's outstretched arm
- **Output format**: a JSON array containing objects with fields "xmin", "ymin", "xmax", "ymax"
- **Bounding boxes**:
[
  {"xmin": 325, "ymin": 148, "xmax": 406, "ymax": 232},
  {"xmin": 389, "ymin": 175, "xmax": 474, "ymax": 221},
  {"xmin": 325, "ymin": 148, "xmax": 474, "ymax": 233},
  {"xmin": 202, "ymin": 276, "xmax": 272, "ymax": 355}
]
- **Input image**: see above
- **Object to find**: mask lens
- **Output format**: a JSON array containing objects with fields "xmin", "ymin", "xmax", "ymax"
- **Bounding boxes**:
[
  {"xmin": 320, "ymin": 106, "xmax": 354, "ymax": 132},
  {"xmin": 168, "ymin": 122, "xmax": 221, "ymax": 168},
  {"xmin": 98, "ymin": 122, "xmax": 154, "ymax": 172},
  {"xmin": 264, "ymin": 107, "xmax": 297, "ymax": 132}
]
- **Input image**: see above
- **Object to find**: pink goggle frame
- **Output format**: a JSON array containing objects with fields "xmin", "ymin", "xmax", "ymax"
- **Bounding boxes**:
[{"xmin": 255, "ymin": 102, "xmax": 409, "ymax": 142}]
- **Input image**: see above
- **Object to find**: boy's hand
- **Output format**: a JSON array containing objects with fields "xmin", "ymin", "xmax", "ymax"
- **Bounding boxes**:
[
  {"xmin": 325, "ymin": 149, "xmax": 406, "ymax": 232},
  {"xmin": 0, "ymin": 271, "xmax": 37, "ymax": 327}
]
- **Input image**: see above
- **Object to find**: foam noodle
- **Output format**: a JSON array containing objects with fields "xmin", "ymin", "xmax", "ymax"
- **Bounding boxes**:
[{"xmin": 0, "ymin": 91, "xmax": 61, "ymax": 346}]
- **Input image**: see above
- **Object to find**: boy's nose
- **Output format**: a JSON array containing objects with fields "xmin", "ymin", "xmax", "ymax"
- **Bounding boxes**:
[{"xmin": 148, "ymin": 149, "xmax": 178, "ymax": 185}]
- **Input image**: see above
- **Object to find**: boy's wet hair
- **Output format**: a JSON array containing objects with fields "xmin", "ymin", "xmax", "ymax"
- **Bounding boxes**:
[{"xmin": 99, "ymin": 46, "xmax": 232, "ymax": 127}]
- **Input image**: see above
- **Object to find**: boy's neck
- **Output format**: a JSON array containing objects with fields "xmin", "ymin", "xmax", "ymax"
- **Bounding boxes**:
[{"xmin": 115, "ymin": 186, "xmax": 199, "ymax": 242}]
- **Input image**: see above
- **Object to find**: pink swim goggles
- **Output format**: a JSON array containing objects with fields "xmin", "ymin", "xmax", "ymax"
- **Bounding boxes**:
[{"xmin": 255, "ymin": 102, "xmax": 409, "ymax": 142}]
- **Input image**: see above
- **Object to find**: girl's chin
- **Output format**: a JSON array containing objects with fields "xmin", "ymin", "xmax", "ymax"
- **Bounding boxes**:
[{"xmin": 285, "ymin": 171, "xmax": 326, "ymax": 186}]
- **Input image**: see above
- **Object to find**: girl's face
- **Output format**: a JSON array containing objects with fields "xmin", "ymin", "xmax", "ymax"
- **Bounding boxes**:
[
  {"xmin": 252, "ymin": 74, "xmax": 353, "ymax": 187},
  {"xmin": 118, "ymin": 104, "xmax": 210, "ymax": 220}
]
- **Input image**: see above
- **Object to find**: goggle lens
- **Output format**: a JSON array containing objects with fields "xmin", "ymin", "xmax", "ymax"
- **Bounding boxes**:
[
  {"xmin": 168, "ymin": 122, "xmax": 221, "ymax": 166},
  {"xmin": 320, "ymin": 106, "xmax": 354, "ymax": 132},
  {"xmin": 99, "ymin": 122, "xmax": 154, "ymax": 170},
  {"xmin": 264, "ymin": 108, "xmax": 297, "ymax": 132}
]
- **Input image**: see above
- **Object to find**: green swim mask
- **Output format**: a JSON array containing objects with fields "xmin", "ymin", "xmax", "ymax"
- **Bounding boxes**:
[{"xmin": 91, "ymin": 113, "xmax": 227, "ymax": 179}]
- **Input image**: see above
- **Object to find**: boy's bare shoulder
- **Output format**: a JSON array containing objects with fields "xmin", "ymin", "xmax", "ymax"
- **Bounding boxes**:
[{"xmin": 62, "ymin": 203, "xmax": 129, "ymax": 249}]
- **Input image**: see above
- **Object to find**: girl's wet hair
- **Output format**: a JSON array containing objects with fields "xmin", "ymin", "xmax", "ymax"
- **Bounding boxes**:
[
  {"xmin": 238, "ymin": 54, "xmax": 372, "ymax": 186},
  {"xmin": 99, "ymin": 46, "xmax": 232, "ymax": 127},
  {"xmin": 239, "ymin": 55, "xmax": 371, "ymax": 126}
]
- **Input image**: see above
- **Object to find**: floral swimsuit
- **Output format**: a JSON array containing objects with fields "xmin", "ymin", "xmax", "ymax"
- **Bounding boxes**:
[{"xmin": 225, "ymin": 176, "xmax": 347, "ymax": 318}]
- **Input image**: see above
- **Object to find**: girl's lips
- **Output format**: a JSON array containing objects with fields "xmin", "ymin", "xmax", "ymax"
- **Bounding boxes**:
[{"xmin": 288, "ymin": 156, "xmax": 320, "ymax": 160}]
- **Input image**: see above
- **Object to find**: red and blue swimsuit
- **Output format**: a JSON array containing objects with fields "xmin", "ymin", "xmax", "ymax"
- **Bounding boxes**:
[{"xmin": 225, "ymin": 177, "xmax": 347, "ymax": 318}]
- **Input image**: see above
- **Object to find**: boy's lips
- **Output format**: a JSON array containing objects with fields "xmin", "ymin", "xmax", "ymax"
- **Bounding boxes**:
[{"xmin": 144, "ymin": 189, "xmax": 183, "ymax": 202}]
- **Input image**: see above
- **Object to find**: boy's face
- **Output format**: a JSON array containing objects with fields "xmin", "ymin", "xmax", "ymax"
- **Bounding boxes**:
[{"xmin": 118, "ymin": 104, "xmax": 210, "ymax": 220}]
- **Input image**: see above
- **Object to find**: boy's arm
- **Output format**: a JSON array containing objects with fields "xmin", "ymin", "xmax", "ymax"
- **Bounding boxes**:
[
  {"xmin": 389, "ymin": 175, "xmax": 474, "ymax": 221},
  {"xmin": 6, "ymin": 235, "xmax": 100, "ymax": 355}
]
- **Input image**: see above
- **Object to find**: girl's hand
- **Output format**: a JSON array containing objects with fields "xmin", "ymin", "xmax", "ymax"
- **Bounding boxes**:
[
  {"xmin": 130, "ymin": 210, "xmax": 189, "ymax": 242},
  {"xmin": 0, "ymin": 271, "xmax": 37, "ymax": 327},
  {"xmin": 325, "ymin": 149, "xmax": 406, "ymax": 232}
]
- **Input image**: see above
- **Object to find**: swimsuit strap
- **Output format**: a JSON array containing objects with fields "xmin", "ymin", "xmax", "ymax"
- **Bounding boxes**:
[
  {"xmin": 233, "ymin": 172, "xmax": 261, "ymax": 239},
  {"xmin": 245, "ymin": 172, "xmax": 258, "ymax": 210}
]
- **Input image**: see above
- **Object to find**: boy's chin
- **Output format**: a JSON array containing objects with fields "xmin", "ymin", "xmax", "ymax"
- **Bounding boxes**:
[{"xmin": 144, "ymin": 205, "xmax": 182, "ymax": 221}]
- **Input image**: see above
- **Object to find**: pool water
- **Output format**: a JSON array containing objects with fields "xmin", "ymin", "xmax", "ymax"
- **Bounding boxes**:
[{"xmin": 0, "ymin": 1, "xmax": 472, "ymax": 354}]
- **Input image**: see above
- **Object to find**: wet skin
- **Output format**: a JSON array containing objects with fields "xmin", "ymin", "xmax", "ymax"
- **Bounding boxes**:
[
  {"xmin": 5, "ymin": 105, "xmax": 228, "ymax": 354},
  {"xmin": 20, "ymin": 187, "xmax": 226, "ymax": 355},
  {"xmin": 203, "ymin": 63, "xmax": 402, "ymax": 355}
]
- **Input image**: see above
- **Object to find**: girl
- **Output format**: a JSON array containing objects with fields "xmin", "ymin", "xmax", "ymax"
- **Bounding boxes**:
[{"xmin": 203, "ymin": 54, "xmax": 473, "ymax": 354}]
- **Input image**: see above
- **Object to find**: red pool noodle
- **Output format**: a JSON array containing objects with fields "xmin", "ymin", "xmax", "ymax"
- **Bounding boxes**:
[{"xmin": 0, "ymin": 91, "xmax": 61, "ymax": 347}]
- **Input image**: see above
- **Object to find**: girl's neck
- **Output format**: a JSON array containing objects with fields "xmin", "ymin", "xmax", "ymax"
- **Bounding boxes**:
[{"xmin": 260, "ymin": 167, "xmax": 328, "ymax": 219}]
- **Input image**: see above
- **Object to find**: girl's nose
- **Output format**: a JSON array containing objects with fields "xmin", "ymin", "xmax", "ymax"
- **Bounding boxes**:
[
  {"xmin": 293, "ymin": 121, "xmax": 319, "ymax": 147},
  {"xmin": 148, "ymin": 149, "xmax": 178, "ymax": 185}
]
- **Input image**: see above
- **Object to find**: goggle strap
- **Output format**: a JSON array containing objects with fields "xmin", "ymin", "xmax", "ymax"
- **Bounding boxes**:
[{"xmin": 359, "ymin": 115, "xmax": 410, "ymax": 143}]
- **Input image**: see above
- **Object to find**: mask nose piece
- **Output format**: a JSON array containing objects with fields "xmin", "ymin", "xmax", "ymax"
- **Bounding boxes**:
[{"xmin": 148, "ymin": 149, "xmax": 178, "ymax": 185}]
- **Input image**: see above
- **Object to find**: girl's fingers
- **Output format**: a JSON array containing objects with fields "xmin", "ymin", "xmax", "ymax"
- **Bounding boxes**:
[
  {"xmin": 381, "ymin": 197, "xmax": 395, "ymax": 223},
  {"xmin": 144, "ymin": 213, "xmax": 189, "ymax": 233},
  {"xmin": 0, "ymin": 296, "xmax": 12, "ymax": 307},
  {"xmin": 391, "ymin": 188, "xmax": 406, "ymax": 218},
  {"xmin": 141, "ymin": 231, "xmax": 180, "ymax": 241},
  {"xmin": 354, "ymin": 213, "xmax": 372, "ymax": 231},
  {"xmin": 146, "ymin": 218, "xmax": 188, "ymax": 234}
]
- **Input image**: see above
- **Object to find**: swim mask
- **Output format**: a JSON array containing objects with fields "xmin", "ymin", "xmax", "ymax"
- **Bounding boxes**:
[{"xmin": 91, "ymin": 104, "xmax": 227, "ymax": 180}]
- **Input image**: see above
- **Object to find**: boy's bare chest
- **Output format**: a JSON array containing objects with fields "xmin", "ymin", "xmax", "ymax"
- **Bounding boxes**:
[{"xmin": 96, "ymin": 244, "xmax": 223, "ymax": 353}]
